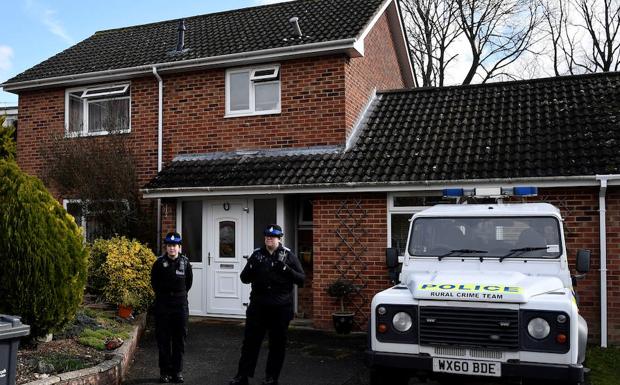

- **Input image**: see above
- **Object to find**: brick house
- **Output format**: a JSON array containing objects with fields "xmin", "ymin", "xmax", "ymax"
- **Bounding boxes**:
[{"xmin": 2, "ymin": 0, "xmax": 619, "ymax": 346}]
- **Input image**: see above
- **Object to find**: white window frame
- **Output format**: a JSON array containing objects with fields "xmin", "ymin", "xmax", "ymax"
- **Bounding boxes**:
[
  {"xmin": 225, "ymin": 65, "xmax": 281, "ymax": 117},
  {"xmin": 387, "ymin": 192, "xmax": 455, "ymax": 261},
  {"xmin": 64, "ymin": 199, "xmax": 87, "ymax": 236},
  {"xmin": 63, "ymin": 199, "xmax": 130, "ymax": 241},
  {"xmin": 65, "ymin": 82, "xmax": 131, "ymax": 137}
]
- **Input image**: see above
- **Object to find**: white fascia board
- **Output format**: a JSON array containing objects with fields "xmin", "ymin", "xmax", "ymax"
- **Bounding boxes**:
[
  {"xmin": 356, "ymin": 0, "xmax": 393, "ymax": 43},
  {"xmin": 387, "ymin": 0, "xmax": 415, "ymax": 87},
  {"xmin": 353, "ymin": 0, "xmax": 415, "ymax": 88},
  {"xmin": 1, "ymin": 39, "xmax": 359, "ymax": 93},
  {"xmin": 140, "ymin": 175, "xmax": 614, "ymax": 199}
]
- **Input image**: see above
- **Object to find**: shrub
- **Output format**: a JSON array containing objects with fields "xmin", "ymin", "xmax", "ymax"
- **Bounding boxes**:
[
  {"xmin": 326, "ymin": 279, "xmax": 358, "ymax": 313},
  {"xmin": 90, "ymin": 236, "xmax": 156, "ymax": 311},
  {"xmin": 0, "ymin": 160, "xmax": 88, "ymax": 337}
]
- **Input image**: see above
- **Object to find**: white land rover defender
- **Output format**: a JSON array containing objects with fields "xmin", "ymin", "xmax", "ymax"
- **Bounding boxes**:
[{"xmin": 366, "ymin": 187, "xmax": 591, "ymax": 385}]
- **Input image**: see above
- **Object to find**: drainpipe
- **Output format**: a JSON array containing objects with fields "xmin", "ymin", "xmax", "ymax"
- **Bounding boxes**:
[
  {"xmin": 596, "ymin": 174, "xmax": 620, "ymax": 348},
  {"xmin": 153, "ymin": 67, "xmax": 163, "ymax": 254}
]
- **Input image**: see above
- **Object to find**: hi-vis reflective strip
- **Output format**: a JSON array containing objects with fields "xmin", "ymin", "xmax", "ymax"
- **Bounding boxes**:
[{"xmin": 418, "ymin": 283, "xmax": 523, "ymax": 293}]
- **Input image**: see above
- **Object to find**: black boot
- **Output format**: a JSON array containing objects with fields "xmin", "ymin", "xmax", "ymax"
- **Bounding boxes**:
[
  {"xmin": 172, "ymin": 372, "xmax": 184, "ymax": 383},
  {"xmin": 261, "ymin": 377, "xmax": 278, "ymax": 385},
  {"xmin": 159, "ymin": 373, "xmax": 171, "ymax": 383},
  {"xmin": 229, "ymin": 375, "xmax": 249, "ymax": 385}
]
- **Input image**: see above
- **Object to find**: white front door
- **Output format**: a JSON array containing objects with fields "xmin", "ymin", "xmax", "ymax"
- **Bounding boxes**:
[{"xmin": 206, "ymin": 200, "xmax": 250, "ymax": 316}]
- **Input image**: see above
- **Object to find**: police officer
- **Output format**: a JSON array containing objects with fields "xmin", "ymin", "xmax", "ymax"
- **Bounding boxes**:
[
  {"xmin": 229, "ymin": 224, "xmax": 305, "ymax": 385},
  {"xmin": 151, "ymin": 232, "xmax": 193, "ymax": 383}
]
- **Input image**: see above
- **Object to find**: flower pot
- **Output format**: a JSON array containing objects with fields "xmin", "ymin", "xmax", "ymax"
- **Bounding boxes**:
[
  {"xmin": 118, "ymin": 304, "xmax": 133, "ymax": 319},
  {"xmin": 332, "ymin": 312, "xmax": 355, "ymax": 334}
]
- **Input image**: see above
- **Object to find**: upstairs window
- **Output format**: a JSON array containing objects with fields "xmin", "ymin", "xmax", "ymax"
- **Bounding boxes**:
[
  {"xmin": 226, "ymin": 65, "xmax": 280, "ymax": 117},
  {"xmin": 65, "ymin": 83, "xmax": 131, "ymax": 136}
]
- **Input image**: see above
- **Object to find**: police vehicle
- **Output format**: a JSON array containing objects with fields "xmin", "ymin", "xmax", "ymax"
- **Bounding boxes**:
[{"xmin": 366, "ymin": 187, "xmax": 590, "ymax": 385}]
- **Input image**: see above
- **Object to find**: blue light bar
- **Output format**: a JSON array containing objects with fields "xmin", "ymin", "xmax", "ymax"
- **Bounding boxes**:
[
  {"xmin": 443, "ymin": 188, "xmax": 464, "ymax": 197},
  {"xmin": 513, "ymin": 186, "xmax": 538, "ymax": 196}
]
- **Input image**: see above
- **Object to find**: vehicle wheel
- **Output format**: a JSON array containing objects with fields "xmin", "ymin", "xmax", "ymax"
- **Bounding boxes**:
[{"xmin": 370, "ymin": 367, "xmax": 409, "ymax": 385}]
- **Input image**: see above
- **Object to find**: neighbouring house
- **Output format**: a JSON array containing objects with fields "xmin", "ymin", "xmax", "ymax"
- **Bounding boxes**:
[
  {"xmin": 2, "ymin": 0, "xmax": 619, "ymax": 346},
  {"xmin": 0, "ymin": 105, "xmax": 18, "ymax": 128}
]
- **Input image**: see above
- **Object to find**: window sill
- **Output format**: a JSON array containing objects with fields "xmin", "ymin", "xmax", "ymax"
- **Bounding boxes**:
[
  {"xmin": 65, "ymin": 129, "xmax": 131, "ymax": 138},
  {"xmin": 224, "ymin": 110, "xmax": 281, "ymax": 119}
]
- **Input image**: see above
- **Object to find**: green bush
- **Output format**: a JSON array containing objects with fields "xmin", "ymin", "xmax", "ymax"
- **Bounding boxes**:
[
  {"xmin": 89, "ymin": 237, "xmax": 156, "ymax": 311},
  {"xmin": 0, "ymin": 160, "xmax": 88, "ymax": 337}
]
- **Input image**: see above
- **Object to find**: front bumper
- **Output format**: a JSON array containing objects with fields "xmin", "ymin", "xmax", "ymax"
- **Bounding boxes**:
[{"xmin": 365, "ymin": 350, "xmax": 584, "ymax": 382}]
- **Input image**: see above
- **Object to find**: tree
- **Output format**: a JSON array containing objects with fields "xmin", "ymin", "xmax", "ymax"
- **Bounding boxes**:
[
  {"xmin": 43, "ymin": 132, "xmax": 153, "ymax": 243},
  {"xmin": 455, "ymin": 0, "xmax": 542, "ymax": 84},
  {"xmin": 400, "ymin": 0, "xmax": 543, "ymax": 86},
  {"xmin": 400, "ymin": 0, "xmax": 461, "ymax": 87},
  {"xmin": 0, "ymin": 115, "xmax": 16, "ymax": 161},
  {"xmin": 0, "ymin": 159, "xmax": 88, "ymax": 337},
  {"xmin": 541, "ymin": 0, "xmax": 620, "ymax": 75}
]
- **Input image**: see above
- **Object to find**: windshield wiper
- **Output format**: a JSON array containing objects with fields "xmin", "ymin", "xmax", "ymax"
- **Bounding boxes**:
[
  {"xmin": 438, "ymin": 249, "xmax": 488, "ymax": 261},
  {"xmin": 499, "ymin": 247, "xmax": 548, "ymax": 262}
]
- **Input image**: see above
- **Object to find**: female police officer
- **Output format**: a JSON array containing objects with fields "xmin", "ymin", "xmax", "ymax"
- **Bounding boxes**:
[
  {"xmin": 151, "ymin": 232, "xmax": 193, "ymax": 383},
  {"xmin": 229, "ymin": 224, "xmax": 305, "ymax": 385}
]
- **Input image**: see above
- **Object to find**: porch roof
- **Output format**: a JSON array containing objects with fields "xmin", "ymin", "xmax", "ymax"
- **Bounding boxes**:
[{"xmin": 143, "ymin": 72, "xmax": 620, "ymax": 194}]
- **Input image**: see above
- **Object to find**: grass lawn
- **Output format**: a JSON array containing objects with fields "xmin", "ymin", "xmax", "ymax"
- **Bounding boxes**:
[{"xmin": 586, "ymin": 345, "xmax": 620, "ymax": 385}]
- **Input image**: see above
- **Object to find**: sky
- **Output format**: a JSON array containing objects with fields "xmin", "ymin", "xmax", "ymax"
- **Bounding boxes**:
[{"xmin": 0, "ymin": 0, "xmax": 290, "ymax": 107}]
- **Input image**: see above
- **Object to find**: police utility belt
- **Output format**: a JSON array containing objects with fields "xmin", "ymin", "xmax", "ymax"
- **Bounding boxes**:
[{"xmin": 162, "ymin": 290, "xmax": 187, "ymax": 297}]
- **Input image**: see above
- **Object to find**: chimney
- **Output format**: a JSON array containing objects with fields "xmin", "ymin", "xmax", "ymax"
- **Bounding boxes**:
[
  {"xmin": 289, "ymin": 17, "xmax": 302, "ymax": 37},
  {"xmin": 177, "ymin": 19, "xmax": 186, "ymax": 51}
]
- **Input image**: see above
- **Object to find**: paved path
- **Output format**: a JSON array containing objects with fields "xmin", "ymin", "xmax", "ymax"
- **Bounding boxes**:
[{"xmin": 123, "ymin": 316, "xmax": 514, "ymax": 385}]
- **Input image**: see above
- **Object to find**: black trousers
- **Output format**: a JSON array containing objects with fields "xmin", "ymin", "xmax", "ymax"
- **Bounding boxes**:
[
  {"xmin": 237, "ymin": 303, "xmax": 294, "ymax": 380},
  {"xmin": 155, "ymin": 302, "xmax": 188, "ymax": 375}
]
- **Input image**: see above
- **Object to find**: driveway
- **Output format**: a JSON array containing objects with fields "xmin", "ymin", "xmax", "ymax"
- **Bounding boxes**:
[{"xmin": 123, "ymin": 316, "xmax": 514, "ymax": 385}]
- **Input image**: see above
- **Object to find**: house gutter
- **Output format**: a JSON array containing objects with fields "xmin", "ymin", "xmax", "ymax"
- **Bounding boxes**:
[
  {"xmin": 152, "ymin": 67, "xmax": 163, "ymax": 254},
  {"xmin": 596, "ymin": 174, "xmax": 620, "ymax": 348},
  {"xmin": 141, "ymin": 174, "xmax": 620, "ymax": 198},
  {"xmin": 1, "ymin": 39, "xmax": 359, "ymax": 92}
]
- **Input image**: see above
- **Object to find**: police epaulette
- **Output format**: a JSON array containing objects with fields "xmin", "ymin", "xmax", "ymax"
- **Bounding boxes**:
[
  {"xmin": 253, "ymin": 247, "xmax": 261, "ymax": 252},
  {"xmin": 283, "ymin": 246, "xmax": 291, "ymax": 251}
]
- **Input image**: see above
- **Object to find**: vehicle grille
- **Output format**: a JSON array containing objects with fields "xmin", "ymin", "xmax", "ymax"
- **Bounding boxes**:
[{"xmin": 419, "ymin": 306, "xmax": 519, "ymax": 350}]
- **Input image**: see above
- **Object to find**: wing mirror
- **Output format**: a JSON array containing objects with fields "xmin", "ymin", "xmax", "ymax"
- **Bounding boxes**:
[
  {"xmin": 386, "ymin": 247, "xmax": 399, "ymax": 268},
  {"xmin": 576, "ymin": 249, "xmax": 590, "ymax": 274}
]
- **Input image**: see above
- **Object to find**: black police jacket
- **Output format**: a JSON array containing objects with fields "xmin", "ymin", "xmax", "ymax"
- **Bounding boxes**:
[
  {"xmin": 240, "ymin": 244, "xmax": 305, "ymax": 306},
  {"xmin": 151, "ymin": 254, "xmax": 193, "ymax": 305}
]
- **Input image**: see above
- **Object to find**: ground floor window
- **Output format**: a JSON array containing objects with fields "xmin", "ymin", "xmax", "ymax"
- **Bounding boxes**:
[
  {"xmin": 388, "ymin": 193, "xmax": 457, "ymax": 257},
  {"xmin": 64, "ymin": 199, "xmax": 129, "ymax": 242},
  {"xmin": 181, "ymin": 200, "xmax": 203, "ymax": 262},
  {"xmin": 253, "ymin": 198, "xmax": 277, "ymax": 248}
]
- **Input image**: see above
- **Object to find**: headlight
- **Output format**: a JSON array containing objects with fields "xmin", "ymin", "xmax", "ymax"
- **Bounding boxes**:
[
  {"xmin": 392, "ymin": 311, "xmax": 413, "ymax": 332},
  {"xmin": 527, "ymin": 317, "xmax": 550, "ymax": 339}
]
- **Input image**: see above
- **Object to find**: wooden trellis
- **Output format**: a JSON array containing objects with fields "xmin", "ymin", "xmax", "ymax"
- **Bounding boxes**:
[{"xmin": 334, "ymin": 199, "xmax": 370, "ymax": 328}]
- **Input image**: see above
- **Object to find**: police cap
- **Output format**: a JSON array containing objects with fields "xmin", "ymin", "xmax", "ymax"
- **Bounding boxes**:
[
  {"xmin": 164, "ymin": 232, "xmax": 182, "ymax": 245},
  {"xmin": 263, "ymin": 224, "xmax": 283, "ymax": 238}
]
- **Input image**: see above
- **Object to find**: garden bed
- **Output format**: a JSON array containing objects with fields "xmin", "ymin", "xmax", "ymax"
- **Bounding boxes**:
[{"xmin": 16, "ymin": 306, "xmax": 134, "ymax": 385}]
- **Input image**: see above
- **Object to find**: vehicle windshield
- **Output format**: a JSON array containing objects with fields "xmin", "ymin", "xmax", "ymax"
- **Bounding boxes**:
[{"xmin": 408, "ymin": 216, "xmax": 562, "ymax": 258}]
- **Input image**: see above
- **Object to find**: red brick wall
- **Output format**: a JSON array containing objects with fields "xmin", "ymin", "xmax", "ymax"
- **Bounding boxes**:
[
  {"xmin": 312, "ymin": 194, "xmax": 390, "ymax": 330},
  {"xmin": 310, "ymin": 188, "xmax": 620, "ymax": 344},
  {"xmin": 159, "ymin": 56, "xmax": 349, "ymax": 164},
  {"xmin": 344, "ymin": 13, "xmax": 406, "ymax": 136},
  {"xmin": 16, "ymin": 87, "xmax": 65, "ymax": 193}
]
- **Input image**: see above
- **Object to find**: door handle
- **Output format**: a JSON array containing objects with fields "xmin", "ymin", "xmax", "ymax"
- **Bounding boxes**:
[{"xmin": 208, "ymin": 252, "xmax": 211, "ymax": 266}]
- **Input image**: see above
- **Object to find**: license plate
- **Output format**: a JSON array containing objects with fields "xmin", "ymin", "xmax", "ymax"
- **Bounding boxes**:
[{"xmin": 432, "ymin": 358, "xmax": 501, "ymax": 377}]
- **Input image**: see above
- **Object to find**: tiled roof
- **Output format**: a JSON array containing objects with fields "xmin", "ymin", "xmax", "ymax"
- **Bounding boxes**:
[
  {"xmin": 4, "ymin": 0, "xmax": 385, "ymax": 84},
  {"xmin": 145, "ymin": 72, "xmax": 620, "ymax": 191}
]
